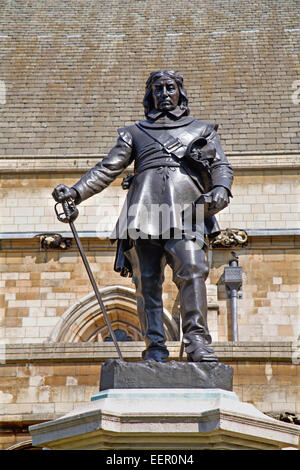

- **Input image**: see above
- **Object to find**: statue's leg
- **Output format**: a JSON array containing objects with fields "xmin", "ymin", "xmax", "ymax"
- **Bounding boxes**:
[
  {"xmin": 164, "ymin": 238, "xmax": 218, "ymax": 362},
  {"xmin": 124, "ymin": 238, "xmax": 169, "ymax": 362}
]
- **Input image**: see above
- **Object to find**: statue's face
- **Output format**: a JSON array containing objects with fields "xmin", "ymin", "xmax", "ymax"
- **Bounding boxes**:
[{"xmin": 151, "ymin": 75, "xmax": 180, "ymax": 112}]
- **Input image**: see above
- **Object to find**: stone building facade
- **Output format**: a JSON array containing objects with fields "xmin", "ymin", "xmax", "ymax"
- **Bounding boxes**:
[{"xmin": 0, "ymin": 0, "xmax": 299, "ymax": 449}]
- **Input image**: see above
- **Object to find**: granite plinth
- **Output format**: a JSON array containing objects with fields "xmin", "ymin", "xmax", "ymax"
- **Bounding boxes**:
[
  {"xmin": 99, "ymin": 359, "xmax": 233, "ymax": 391},
  {"xmin": 29, "ymin": 388, "xmax": 300, "ymax": 450}
]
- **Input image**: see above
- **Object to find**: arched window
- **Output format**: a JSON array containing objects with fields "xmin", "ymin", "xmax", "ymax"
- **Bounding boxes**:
[
  {"xmin": 49, "ymin": 285, "xmax": 179, "ymax": 343},
  {"xmin": 6, "ymin": 439, "xmax": 41, "ymax": 451},
  {"xmin": 104, "ymin": 329, "xmax": 133, "ymax": 342}
]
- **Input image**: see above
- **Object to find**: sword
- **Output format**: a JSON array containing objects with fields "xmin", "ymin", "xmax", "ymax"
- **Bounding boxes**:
[{"xmin": 54, "ymin": 197, "xmax": 124, "ymax": 361}]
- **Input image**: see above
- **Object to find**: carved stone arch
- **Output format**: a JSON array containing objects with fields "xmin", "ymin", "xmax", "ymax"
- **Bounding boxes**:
[
  {"xmin": 50, "ymin": 285, "xmax": 179, "ymax": 343},
  {"xmin": 6, "ymin": 439, "xmax": 40, "ymax": 450}
]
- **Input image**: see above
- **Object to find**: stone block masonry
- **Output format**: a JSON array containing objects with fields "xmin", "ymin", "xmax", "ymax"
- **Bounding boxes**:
[
  {"xmin": 0, "ymin": 235, "xmax": 299, "ymax": 344},
  {"xmin": 0, "ymin": 169, "xmax": 299, "ymax": 234},
  {"xmin": 1, "ymin": 343, "xmax": 299, "ymax": 449}
]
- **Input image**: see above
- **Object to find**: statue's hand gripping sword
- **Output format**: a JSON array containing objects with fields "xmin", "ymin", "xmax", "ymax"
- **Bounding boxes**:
[{"xmin": 54, "ymin": 197, "xmax": 124, "ymax": 361}]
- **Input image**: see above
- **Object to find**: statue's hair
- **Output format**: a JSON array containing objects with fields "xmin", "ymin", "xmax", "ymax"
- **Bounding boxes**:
[{"xmin": 143, "ymin": 70, "xmax": 190, "ymax": 118}]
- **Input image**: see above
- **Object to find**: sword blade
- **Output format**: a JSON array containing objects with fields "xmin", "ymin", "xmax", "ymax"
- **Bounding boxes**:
[{"xmin": 69, "ymin": 220, "xmax": 123, "ymax": 361}]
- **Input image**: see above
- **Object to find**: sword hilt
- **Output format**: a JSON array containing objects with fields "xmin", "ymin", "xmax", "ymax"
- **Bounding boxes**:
[
  {"xmin": 55, "ymin": 198, "xmax": 79, "ymax": 224},
  {"xmin": 53, "ymin": 192, "xmax": 124, "ymax": 361}
]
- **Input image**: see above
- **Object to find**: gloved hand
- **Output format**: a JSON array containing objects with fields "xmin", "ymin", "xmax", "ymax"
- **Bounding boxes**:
[
  {"xmin": 197, "ymin": 186, "xmax": 229, "ymax": 216},
  {"xmin": 208, "ymin": 186, "xmax": 229, "ymax": 212},
  {"xmin": 52, "ymin": 184, "xmax": 77, "ymax": 203}
]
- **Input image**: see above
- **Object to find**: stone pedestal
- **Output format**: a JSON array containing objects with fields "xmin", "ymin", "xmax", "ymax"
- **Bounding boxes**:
[{"xmin": 29, "ymin": 386, "xmax": 300, "ymax": 450}]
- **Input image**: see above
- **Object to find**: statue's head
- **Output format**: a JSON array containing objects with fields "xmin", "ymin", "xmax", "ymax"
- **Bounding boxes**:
[{"xmin": 143, "ymin": 70, "xmax": 189, "ymax": 118}]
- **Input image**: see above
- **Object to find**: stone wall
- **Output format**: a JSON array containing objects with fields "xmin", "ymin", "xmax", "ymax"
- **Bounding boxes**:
[
  {"xmin": 0, "ymin": 342, "xmax": 299, "ymax": 449},
  {"xmin": 0, "ymin": 169, "xmax": 299, "ymax": 234},
  {"xmin": 0, "ymin": 168, "xmax": 299, "ymax": 345},
  {"xmin": 0, "ymin": 236, "xmax": 299, "ymax": 345}
]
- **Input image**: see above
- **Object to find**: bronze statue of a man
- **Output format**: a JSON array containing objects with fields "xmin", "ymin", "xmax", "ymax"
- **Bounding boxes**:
[{"xmin": 53, "ymin": 70, "xmax": 233, "ymax": 363}]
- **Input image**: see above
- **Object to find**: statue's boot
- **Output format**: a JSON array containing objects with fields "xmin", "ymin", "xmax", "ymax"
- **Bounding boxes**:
[
  {"xmin": 124, "ymin": 239, "xmax": 169, "ymax": 363},
  {"xmin": 183, "ymin": 336, "xmax": 218, "ymax": 362},
  {"xmin": 142, "ymin": 346, "xmax": 169, "ymax": 362},
  {"xmin": 164, "ymin": 238, "xmax": 219, "ymax": 363},
  {"xmin": 125, "ymin": 237, "xmax": 218, "ymax": 363}
]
